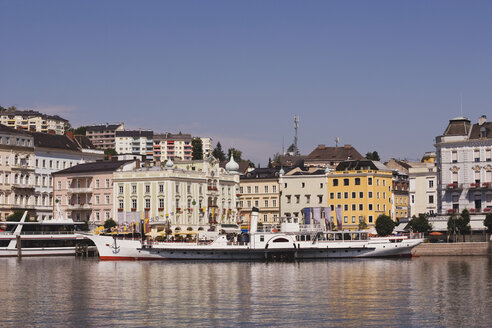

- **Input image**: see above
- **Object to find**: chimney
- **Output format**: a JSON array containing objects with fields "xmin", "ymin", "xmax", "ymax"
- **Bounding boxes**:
[
  {"xmin": 65, "ymin": 131, "xmax": 74, "ymax": 140},
  {"xmin": 344, "ymin": 144, "xmax": 352, "ymax": 149},
  {"xmin": 478, "ymin": 115, "xmax": 487, "ymax": 126},
  {"xmin": 135, "ymin": 159, "xmax": 140, "ymax": 169}
]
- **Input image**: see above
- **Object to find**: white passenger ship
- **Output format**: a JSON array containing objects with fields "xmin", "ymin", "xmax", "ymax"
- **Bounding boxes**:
[
  {"xmin": 87, "ymin": 208, "xmax": 423, "ymax": 261},
  {"xmin": 0, "ymin": 211, "xmax": 91, "ymax": 257}
]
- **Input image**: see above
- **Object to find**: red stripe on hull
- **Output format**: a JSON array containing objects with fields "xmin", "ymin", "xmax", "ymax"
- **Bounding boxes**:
[{"xmin": 99, "ymin": 256, "xmax": 168, "ymax": 261}]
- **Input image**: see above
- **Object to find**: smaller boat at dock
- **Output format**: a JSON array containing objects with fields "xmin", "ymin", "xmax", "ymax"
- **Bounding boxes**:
[
  {"xmin": 0, "ymin": 211, "xmax": 93, "ymax": 257},
  {"xmin": 86, "ymin": 208, "xmax": 423, "ymax": 261}
]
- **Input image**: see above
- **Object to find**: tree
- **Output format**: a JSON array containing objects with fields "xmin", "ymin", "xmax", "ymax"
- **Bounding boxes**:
[
  {"xmin": 358, "ymin": 217, "xmax": 368, "ymax": 230},
  {"xmin": 267, "ymin": 157, "xmax": 273, "ymax": 168},
  {"xmin": 375, "ymin": 214, "xmax": 395, "ymax": 236},
  {"xmin": 104, "ymin": 218, "xmax": 117, "ymax": 230},
  {"xmin": 447, "ymin": 210, "xmax": 470, "ymax": 242},
  {"xmin": 6, "ymin": 210, "xmax": 29, "ymax": 222},
  {"xmin": 227, "ymin": 148, "xmax": 242, "ymax": 161},
  {"xmin": 74, "ymin": 126, "xmax": 88, "ymax": 135},
  {"xmin": 192, "ymin": 138, "xmax": 203, "ymax": 160},
  {"xmin": 407, "ymin": 214, "xmax": 433, "ymax": 233},
  {"xmin": 287, "ymin": 143, "xmax": 296, "ymax": 154},
  {"xmin": 212, "ymin": 142, "xmax": 226, "ymax": 162},
  {"xmin": 104, "ymin": 148, "xmax": 118, "ymax": 159},
  {"xmin": 64, "ymin": 121, "xmax": 72, "ymax": 132},
  {"xmin": 457, "ymin": 209, "xmax": 471, "ymax": 241},
  {"xmin": 447, "ymin": 214, "xmax": 459, "ymax": 242},
  {"xmin": 366, "ymin": 151, "xmax": 380, "ymax": 161},
  {"xmin": 484, "ymin": 213, "xmax": 492, "ymax": 234}
]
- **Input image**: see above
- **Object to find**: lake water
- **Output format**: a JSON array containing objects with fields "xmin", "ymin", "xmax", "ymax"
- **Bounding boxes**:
[{"xmin": 1, "ymin": 256, "xmax": 491, "ymax": 327}]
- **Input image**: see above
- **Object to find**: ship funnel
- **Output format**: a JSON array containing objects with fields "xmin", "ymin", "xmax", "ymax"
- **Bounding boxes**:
[{"xmin": 250, "ymin": 207, "xmax": 259, "ymax": 233}]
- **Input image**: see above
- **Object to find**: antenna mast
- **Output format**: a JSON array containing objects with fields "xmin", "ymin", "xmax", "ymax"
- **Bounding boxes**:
[
  {"xmin": 460, "ymin": 93, "xmax": 463, "ymax": 116},
  {"xmin": 293, "ymin": 115, "xmax": 300, "ymax": 155}
]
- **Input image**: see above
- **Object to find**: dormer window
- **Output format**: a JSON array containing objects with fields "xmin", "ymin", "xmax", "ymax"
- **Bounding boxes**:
[{"xmin": 480, "ymin": 126, "xmax": 487, "ymax": 138}]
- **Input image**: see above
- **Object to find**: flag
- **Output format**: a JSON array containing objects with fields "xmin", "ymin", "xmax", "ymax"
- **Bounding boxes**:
[
  {"xmin": 143, "ymin": 218, "xmax": 150, "ymax": 234},
  {"xmin": 117, "ymin": 211, "xmax": 125, "ymax": 226},
  {"xmin": 324, "ymin": 207, "xmax": 332, "ymax": 230},
  {"xmin": 313, "ymin": 207, "xmax": 321, "ymax": 225},
  {"xmin": 335, "ymin": 206, "xmax": 343, "ymax": 230},
  {"xmin": 304, "ymin": 207, "xmax": 311, "ymax": 225}
]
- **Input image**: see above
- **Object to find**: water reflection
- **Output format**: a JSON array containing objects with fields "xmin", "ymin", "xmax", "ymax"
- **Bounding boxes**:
[{"xmin": 0, "ymin": 257, "xmax": 491, "ymax": 327}]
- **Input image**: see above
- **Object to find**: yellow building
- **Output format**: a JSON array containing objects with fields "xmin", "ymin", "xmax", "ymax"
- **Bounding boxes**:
[
  {"xmin": 392, "ymin": 172, "xmax": 409, "ymax": 221},
  {"xmin": 327, "ymin": 160, "xmax": 393, "ymax": 230}
]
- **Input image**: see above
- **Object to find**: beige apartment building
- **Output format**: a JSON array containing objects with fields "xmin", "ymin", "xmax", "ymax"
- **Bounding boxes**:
[
  {"xmin": 409, "ymin": 162, "xmax": 437, "ymax": 216},
  {"xmin": 238, "ymin": 168, "xmax": 280, "ymax": 224},
  {"xmin": 86, "ymin": 123, "xmax": 125, "ymax": 150},
  {"xmin": 153, "ymin": 132, "xmax": 193, "ymax": 162},
  {"xmin": 0, "ymin": 124, "xmax": 35, "ymax": 220},
  {"xmin": 0, "ymin": 109, "xmax": 67, "ymax": 135},
  {"xmin": 279, "ymin": 167, "xmax": 328, "ymax": 219}
]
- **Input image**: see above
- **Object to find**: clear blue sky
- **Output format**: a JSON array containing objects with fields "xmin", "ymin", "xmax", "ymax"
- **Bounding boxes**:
[{"xmin": 1, "ymin": 0, "xmax": 491, "ymax": 164}]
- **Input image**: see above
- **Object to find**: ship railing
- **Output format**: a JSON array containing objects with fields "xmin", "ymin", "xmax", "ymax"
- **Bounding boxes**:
[
  {"xmin": 20, "ymin": 231, "xmax": 76, "ymax": 235},
  {"xmin": 299, "ymin": 224, "xmax": 323, "ymax": 232}
]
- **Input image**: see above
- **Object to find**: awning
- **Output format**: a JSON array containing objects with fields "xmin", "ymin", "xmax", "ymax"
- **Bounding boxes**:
[
  {"xmin": 470, "ymin": 220, "xmax": 486, "ymax": 231},
  {"xmin": 175, "ymin": 231, "xmax": 198, "ymax": 235},
  {"xmin": 394, "ymin": 223, "xmax": 408, "ymax": 232},
  {"xmin": 431, "ymin": 220, "xmax": 486, "ymax": 231},
  {"xmin": 431, "ymin": 221, "xmax": 448, "ymax": 231}
]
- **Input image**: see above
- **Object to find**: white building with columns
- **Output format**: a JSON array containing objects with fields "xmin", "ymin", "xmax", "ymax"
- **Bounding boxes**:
[
  {"xmin": 113, "ymin": 157, "xmax": 240, "ymax": 228},
  {"xmin": 436, "ymin": 115, "xmax": 492, "ymax": 215}
]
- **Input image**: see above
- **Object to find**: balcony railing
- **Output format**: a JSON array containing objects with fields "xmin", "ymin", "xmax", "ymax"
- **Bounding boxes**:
[
  {"xmin": 469, "ymin": 182, "xmax": 481, "ymax": 189},
  {"xmin": 446, "ymin": 183, "xmax": 462, "ymax": 190},
  {"xmin": 12, "ymin": 183, "xmax": 35, "ymax": 189},
  {"xmin": 68, "ymin": 203, "xmax": 92, "ymax": 210},
  {"xmin": 68, "ymin": 187, "xmax": 93, "ymax": 194},
  {"xmin": 11, "ymin": 164, "xmax": 35, "ymax": 171},
  {"xmin": 11, "ymin": 204, "xmax": 36, "ymax": 209}
]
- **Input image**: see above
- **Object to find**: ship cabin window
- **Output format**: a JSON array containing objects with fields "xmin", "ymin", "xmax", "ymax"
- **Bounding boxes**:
[{"xmin": 260, "ymin": 235, "xmax": 264, "ymax": 242}]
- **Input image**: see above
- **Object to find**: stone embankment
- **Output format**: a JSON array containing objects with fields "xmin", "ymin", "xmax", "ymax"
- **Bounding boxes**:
[{"xmin": 412, "ymin": 241, "xmax": 490, "ymax": 256}]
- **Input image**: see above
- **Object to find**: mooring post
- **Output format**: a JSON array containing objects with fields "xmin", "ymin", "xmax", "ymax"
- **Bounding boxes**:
[{"xmin": 16, "ymin": 235, "xmax": 22, "ymax": 258}]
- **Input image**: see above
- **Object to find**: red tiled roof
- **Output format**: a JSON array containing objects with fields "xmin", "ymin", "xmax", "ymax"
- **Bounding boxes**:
[{"xmin": 305, "ymin": 145, "xmax": 364, "ymax": 163}]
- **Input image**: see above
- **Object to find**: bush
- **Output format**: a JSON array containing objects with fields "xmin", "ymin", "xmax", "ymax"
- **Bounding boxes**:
[
  {"xmin": 7, "ymin": 210, "xmax": 29, "ymax": 222},
  {"xmin": 375, "ymin": 215, "xmax": 395, "ymax": 236},
  {"xmin": 104, "ymin": 218, "xmax": 117, "ymax": 230},
  {"xmin": 407, "ymin": 214, "xmax": 432, "ymax": 233},
  {"xmin": 484, "ymin": 213, "xmax": 492, "ymax": 234}
]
